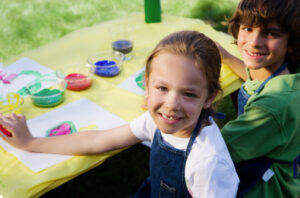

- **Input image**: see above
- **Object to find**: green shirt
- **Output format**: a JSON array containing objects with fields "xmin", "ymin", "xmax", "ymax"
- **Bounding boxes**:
[{"xmin": 222, "ymin": 73, "xmax": 300, "ymax": 198}]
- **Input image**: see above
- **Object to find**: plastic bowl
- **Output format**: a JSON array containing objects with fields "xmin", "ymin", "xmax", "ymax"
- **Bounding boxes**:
[
  {"xmin": 56, "ymin": 63, "xmax": 94, "ymax": 91},
  {"xmin": 87, "ymin": 51, "xmax": 125, "ymax": 77},
  {"xmin": 26, "ymin": 75, "xmax": 67, "ymax": 107},
  {"xmin": 0, "ymin": 92, "xmax": 24, "ymax": 115}
]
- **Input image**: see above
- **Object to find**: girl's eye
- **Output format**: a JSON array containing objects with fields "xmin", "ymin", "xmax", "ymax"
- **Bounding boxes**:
[{"xmin": 157, "ymin": 86, "xmax": 167, "ymax": 92}]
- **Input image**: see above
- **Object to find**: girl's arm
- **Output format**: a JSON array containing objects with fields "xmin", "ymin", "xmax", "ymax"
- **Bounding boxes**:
[
  {"xmin": 190, "ymin": 157, "xmax": 239, "ymax": 198},
  {"xmin": 216, "ymin": 42, "xmax": 247, "ymax": 81},
  {"xmin": 0, "ymin": 113, "xmax": 141, "ymax": 155}
]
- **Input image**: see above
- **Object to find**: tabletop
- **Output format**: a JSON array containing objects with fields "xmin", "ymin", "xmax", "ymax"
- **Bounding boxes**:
[{"xmin": 0, "ymin": 13, "xmax": 242, "ymax": 198}]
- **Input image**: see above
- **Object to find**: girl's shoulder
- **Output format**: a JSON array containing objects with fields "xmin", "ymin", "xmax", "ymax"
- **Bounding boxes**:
[
  {"xmin": 130, "ymin": 111, "xmax": 157, "ymax": 142},
  {"xmin": 192, "ymin": 117, "xmax": 232, "ymax": 162}
]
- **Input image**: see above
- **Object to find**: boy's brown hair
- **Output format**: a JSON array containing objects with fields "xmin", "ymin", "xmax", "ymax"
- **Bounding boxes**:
[{"xmin": 228, "ymin": 0, "xmax": 300, "ymax": 73}]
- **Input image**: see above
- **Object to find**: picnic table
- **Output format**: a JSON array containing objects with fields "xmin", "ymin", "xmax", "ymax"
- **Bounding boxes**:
[{"xmin": 0, "ymin": 13, "xmax": 242, "ymax": 198}]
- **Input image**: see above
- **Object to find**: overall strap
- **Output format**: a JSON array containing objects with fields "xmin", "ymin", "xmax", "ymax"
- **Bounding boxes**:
[
  {"xmin": 254, "ymin": 63, "xmax": 287, "ymax": 94},
  {"xmin": 293, "ymin": 155, "xmax": 300, "ymax": 178},
  {"xmin": 185, "ymin": 115, "xmax": 203, "ymax": 157}
]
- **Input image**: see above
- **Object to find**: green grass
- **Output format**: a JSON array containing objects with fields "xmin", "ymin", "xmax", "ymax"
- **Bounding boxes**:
[
  {"xmin": 0, "ymin": 0, "xmax": 239, "ymax": 197},
  {"xmin": 0, "ymin": 0, "xmax": 239, "ymax": 62}
]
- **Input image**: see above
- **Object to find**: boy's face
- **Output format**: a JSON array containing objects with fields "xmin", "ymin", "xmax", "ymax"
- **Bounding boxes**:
[
  {"xmin": 237, "ymin": 21, "xmax": 290, "ymax": 75},
  {"xmin": 145, "ymin": 53, "xmax": 215, "ymax": 138}
]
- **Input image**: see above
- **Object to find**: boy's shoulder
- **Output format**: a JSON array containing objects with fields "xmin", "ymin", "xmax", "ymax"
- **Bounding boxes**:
[
  {"xmin": 266, "ymin": 73, "xmax": 300, "ymax": 92},
  {"xmin": 247, "ymin": 73, "xmax": 300, "ymax": 114}
]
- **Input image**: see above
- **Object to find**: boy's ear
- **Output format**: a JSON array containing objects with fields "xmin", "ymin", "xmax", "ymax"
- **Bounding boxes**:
[
  {"xmin": 287, "ymin": 47, "xmax": 294, "ymax": 53},
  {"xmin": 204, "ymin": 92, "xmax": 218, "ymax": 109},
  {"xmin": 287, "ymin": 40, "xmax": 297, "ymax": 53}
]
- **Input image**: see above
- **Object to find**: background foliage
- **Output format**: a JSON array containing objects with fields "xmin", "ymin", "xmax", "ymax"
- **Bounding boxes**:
[{"xmin": 0, "ymin": 0, "xmax": 238, "ymax": 61}]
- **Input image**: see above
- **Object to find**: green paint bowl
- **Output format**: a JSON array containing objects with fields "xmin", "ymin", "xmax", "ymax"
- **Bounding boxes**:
[{"xmin": 26, "ymin": 75, "xmax": 67, "ymax": 107}]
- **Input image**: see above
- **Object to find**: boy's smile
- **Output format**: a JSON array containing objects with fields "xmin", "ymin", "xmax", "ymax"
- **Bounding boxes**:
[
  {"xmin": 146, "ymin": 53, "xmax": 214, "ymax": 138},
  {"xmin": 237, "ymin": 21, "xmax": 290, "ymax": 80}
]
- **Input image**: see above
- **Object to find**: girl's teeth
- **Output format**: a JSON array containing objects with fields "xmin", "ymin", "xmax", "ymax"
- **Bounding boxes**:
[{"xmin": 162, "ymin": 114, "xmax": 178, "ymax": 120}]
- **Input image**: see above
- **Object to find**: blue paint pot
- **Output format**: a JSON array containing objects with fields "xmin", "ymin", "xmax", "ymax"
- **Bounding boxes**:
[{"xmin": 88, "ymin": 52, "xmax": 124, "ymax": 77}]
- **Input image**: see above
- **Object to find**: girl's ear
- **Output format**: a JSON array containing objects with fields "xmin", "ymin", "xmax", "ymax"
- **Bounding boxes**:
[
  {"xmin": 144, "ymin": 77, "xmax": 149, "ymax": 97},
  {"xmin": 203, "ymin": 92, "xmax": 218, "ymax": 109},
  {"xmin": 145, "ymin": 87, "xmax": 149, "ymax": 98}
]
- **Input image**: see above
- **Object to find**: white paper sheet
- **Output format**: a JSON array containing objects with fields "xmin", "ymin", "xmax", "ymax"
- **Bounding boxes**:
[
  {"xmin": 1, "ymin": 57, "xmax": 54, "ymax": 95},
  {"xmin": 117, "ymin": 66, "xmax": 145, "ymax": 96},
  {"xmin": 117, "ymin": 66, "xmax": 152, "ymax": 147},
  {"xmin": 0, "ymin": 98, "xmax": 127, "ymax": 172}
]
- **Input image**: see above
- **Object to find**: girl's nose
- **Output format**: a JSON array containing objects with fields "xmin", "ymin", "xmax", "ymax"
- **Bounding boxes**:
[{"xmin": 165, "ymin": 92, "xmax": 181, "ymax": 110}]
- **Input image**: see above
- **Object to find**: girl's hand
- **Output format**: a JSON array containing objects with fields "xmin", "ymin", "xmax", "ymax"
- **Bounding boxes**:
[{"xmin": 0, "ymin": 113, "xmax": 33, "ymax": 150}]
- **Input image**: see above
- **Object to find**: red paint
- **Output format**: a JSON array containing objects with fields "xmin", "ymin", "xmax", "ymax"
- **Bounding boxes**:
[
  {"xmin": 0, "ymin": 124, "xmax": 12, "ymax": 137},
  {"xmin": 64, "ymin": 73, "xmax": 92, "ymax": 91}
]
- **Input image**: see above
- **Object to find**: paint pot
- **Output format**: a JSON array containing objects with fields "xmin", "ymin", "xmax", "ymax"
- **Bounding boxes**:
[
  {"xmin": 56, "ymin": 63, "xmax": 94, "ymax": 91},
  {"xmin": 112, "ymin": 40, "xmax": 133, "ymax": 60},
  {"xmin": 94, "ymin": 60, "xmax": 120, "ymax": 77},
  {"xmin": 88, "ymin": 51, "xmax": 124, "ymax": 77},
  {"xmin": 64, "ymin": 73, "xmax": 92, "ymax": 91},
  {"xmin": 26, "ymin": 75, "xmax": 67, "ymax": 107},
  {"xmin": 109, "ymin": 24, "xmax": 134, "ymax": 61},
  {"xmin": 31, "ymin": 88, "xmax": 64, "ymax": 107}
]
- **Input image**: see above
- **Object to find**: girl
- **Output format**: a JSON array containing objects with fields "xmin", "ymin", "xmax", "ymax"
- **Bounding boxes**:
[
  {"xmin": 0, "ymin": 31, "xmax": 239, "ymax": 197},
  {"xmin": 217, "ymin": 0, "xmax": 300, "ymax": 197}
]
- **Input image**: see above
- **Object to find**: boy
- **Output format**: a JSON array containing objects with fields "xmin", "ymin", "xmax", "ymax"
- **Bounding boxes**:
[{"xmin": 218, "ymin": 0, "xmax": 300, "ymax": 197}]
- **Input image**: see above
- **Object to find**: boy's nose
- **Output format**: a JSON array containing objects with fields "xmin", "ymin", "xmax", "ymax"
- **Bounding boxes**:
[{"xmin": 249, "ymin": 31, "xmax": 263, "ymax": 48}]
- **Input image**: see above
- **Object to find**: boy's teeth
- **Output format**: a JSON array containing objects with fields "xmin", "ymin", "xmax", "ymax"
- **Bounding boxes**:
[{"xmin": 249, "ymin": 51, "xmax": 263, "ymax": 56}]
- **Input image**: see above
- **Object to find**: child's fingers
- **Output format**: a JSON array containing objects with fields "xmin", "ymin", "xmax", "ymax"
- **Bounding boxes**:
[
  {"xmin": 0, "ymin": 115, "xmax": 13, "ymax": 125},
  {"xmin": 16, "ymin": 114, "xmax": 26, "ymax": 121},
  {"xmin": 0, "ymin": 121, "xmax": 13, "ymax": 138},
  {"xmin": 0, "ymin": 114, "xmax": 19, "ymax": 136}
]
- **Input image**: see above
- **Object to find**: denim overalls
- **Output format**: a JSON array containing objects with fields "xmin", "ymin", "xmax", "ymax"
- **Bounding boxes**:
[
  {"xmin": 235, "ymin": 63, "xmax": 300, "ymax": 197},
  {"xmin": 132, "ymin": 117, "xmax": 202, "ymax": 198}
]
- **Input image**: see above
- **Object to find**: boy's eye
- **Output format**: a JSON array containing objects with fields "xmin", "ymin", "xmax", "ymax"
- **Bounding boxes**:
[
  {"xmin": 266, "ymin": 31, "xmax": 281, "ymax": 38},
  {"xmin": 183, "ymin": 92, "xmax": 197, "ymax": 98},
  {"xmin": 240, "ymin": 26, "xmax": 252, "ymax": 32}
]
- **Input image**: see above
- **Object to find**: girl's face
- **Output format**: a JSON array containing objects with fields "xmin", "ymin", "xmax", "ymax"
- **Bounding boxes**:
[
  {"xmin": 146, "ymin": 53, "xmax": 215, "ymax": 138},
  {"xmin": 237, "ymin": 21, "xmax": 290, "ymax": 76}
]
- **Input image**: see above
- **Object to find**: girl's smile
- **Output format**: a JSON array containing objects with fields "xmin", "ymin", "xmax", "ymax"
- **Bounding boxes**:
[
  {"xmin": 146, "ymin": 53, "xmax": 215, "ymax": 138},
  {"xmin": 160, "ymin": 113, "xmax": 182, "ymax": 122}
]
